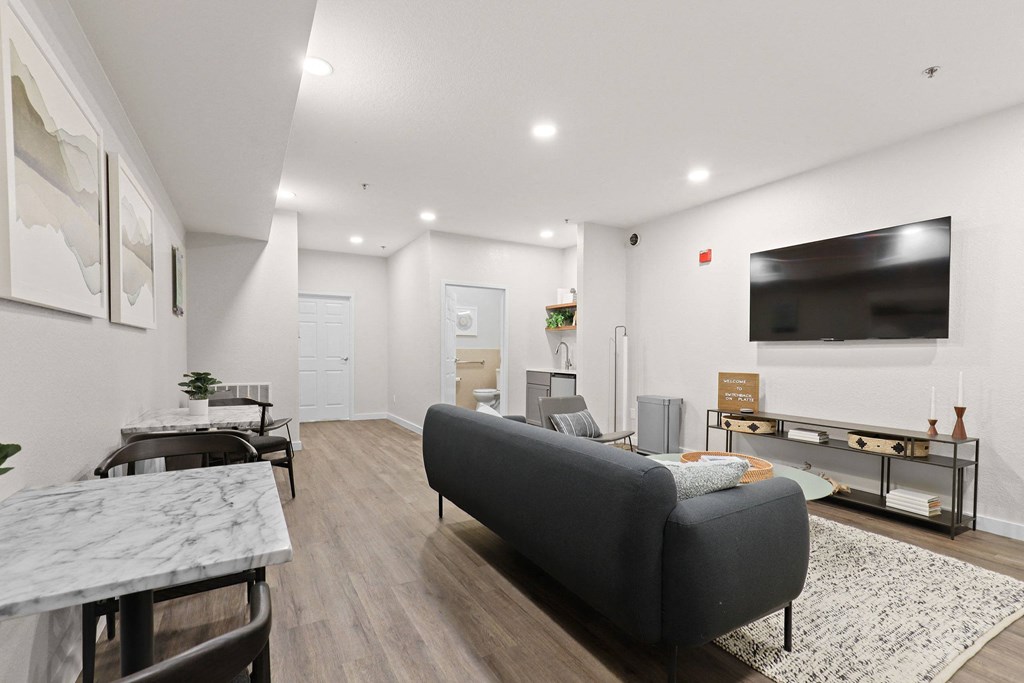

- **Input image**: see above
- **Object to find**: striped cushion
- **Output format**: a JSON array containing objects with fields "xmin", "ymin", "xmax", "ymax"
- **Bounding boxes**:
[{"xmin": 549, "ymin": 409, "xmax": 603, "ymax": 438}]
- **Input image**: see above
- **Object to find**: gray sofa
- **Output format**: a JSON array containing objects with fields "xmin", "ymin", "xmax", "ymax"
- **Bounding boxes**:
[{"xmin": 422, "ymin": 404, "xmax": 810, "ymax": 678}]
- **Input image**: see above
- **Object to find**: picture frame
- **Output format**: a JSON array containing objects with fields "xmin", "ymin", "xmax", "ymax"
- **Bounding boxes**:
[
  {"xmin": 0, "ymin": 0, "xmax": 106, "ymax": 318},
  {"xmin": 171, "ymin": 245, "xmax": 184, "ymax": 316},
  {"xmin": 455, "ymin": 306, "xmax": 477, "ymax": 336},
  {"xmin": 108, "ymin": 153, "xmax": 155, "ymax": 328}
]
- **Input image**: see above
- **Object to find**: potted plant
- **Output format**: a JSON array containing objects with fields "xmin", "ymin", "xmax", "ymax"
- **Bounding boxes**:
[
  {"xmin": 178, "ymin": 371, "xmax": 221, "ymax": 416},
  {"xmin": 0, "ymin": 443, "xmax": 21, "ymax": 477}
]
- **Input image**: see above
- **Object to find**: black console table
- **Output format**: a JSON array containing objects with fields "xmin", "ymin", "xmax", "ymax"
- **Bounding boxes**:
[{"xmin": 705, "ymin": 409, "xmax": 979, "ymax": 538}]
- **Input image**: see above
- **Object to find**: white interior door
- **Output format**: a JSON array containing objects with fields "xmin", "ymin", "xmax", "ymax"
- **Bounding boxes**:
[
  {"xmin": 441, "ymin": 290, "xmax": 457, "ymax": 404},
  {"xmin": 299, "ymin": 295, "xmax": 352, "ymax": 422}
]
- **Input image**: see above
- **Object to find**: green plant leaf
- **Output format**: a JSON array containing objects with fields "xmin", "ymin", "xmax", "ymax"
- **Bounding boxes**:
[
  {"xmin": 0, "ymin": 467, "xmax": 12, "ymax": 476},
  {"xmin": 0, "ymin": 443, "xmax": 21, "ymax": 459}
]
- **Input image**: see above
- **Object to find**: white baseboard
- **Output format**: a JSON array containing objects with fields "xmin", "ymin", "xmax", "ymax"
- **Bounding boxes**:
[
  {"xmin": 975, "ymin": 515, "xmax": 1024, "ymax": 541},
  {"xmin": 353, "ymin": 412, "xmax": 387, "ymax": 421},
  {"xmin": 291, "ymin": 441, "xmax": 302, "ymax": 452},
  {"xmin": 387, "ymin": 413, "xmax": 423, "ymax": 434}
]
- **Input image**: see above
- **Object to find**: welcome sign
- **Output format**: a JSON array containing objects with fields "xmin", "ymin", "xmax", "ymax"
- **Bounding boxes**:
[{"xmin": 718, "ymin": 372, "xmax": 760, "ymax": 412}]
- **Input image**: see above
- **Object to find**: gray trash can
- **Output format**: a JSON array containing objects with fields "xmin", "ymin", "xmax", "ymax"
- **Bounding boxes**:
[{"xmin": 637, "ymin": 395, "xmax": 683, "ymax": 455}]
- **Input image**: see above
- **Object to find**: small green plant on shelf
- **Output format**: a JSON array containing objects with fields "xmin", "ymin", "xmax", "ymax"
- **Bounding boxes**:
[
  {"xmin": 546, "ymin": 310, "xmax": 569, "ymax": 328},
  {"xmin": 178, "ymin": 371, "xmax": 221, "ymax": 399},
  {"xmin": 0, "ymin": 443, "xmax": 22, "ymax": 477}
]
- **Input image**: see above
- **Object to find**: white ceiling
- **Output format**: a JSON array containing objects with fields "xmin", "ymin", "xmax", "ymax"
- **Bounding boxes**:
[
  {"xmin": 68, "ymin": 0, "xmax": 318, "ymax": 240},
  {"xmin": 69, "ymin": 1, "xmax": 1024, "ymax": 253}
]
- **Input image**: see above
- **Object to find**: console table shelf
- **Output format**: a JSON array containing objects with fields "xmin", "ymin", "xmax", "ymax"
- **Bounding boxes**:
[{"xmin": 705, "ymin": 409, "xmax": 979, "ymax": 539}]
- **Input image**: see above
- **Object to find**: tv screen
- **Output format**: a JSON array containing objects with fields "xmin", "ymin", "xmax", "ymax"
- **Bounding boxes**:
[{"xmin": 749, "ymin": 217, "xmax": 951, "ymax": 341}]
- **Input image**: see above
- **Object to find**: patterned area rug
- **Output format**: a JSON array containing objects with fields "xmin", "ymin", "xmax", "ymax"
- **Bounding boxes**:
[{"xmin": 716, "ymin": 516, "xmax": 1024, "ymax": 683}]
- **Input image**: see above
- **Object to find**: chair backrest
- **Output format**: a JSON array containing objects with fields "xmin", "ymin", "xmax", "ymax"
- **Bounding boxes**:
[
  {"xmin": 96, "ymin": 434, "xmax": 258, "ymax": 478},
  {"xmin": 116, "ymin": 582, "xmax": 272, "ymax": 683},
  {"xmin": 537, "ymin": 395, "xmax": 589, "ymax": 431},
  {"xmin": 209, "ymin": 397, "xmax": 273, "ymax": 435}
]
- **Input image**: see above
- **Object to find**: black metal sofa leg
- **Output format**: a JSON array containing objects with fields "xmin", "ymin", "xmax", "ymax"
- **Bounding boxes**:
[
  {"xmin": 438, "ymin": 494, "xmax": 444, "ymax": 519},
  {"xmin": 784, "ymin": 601, "xmax": 793, "ymax": 652},
  {"xmin": 666, "ymin": 644, "xmax": 678, "ymax": 682}
]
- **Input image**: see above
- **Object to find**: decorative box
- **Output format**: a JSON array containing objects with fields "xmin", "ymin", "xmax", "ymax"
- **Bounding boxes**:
[
  {"xmin": 847, "ymin": 430, "xmax": 929, "ymax": 458},
  {"xmin": 720, "ymin": 415, "xmax": 777, "ymax": 435}
]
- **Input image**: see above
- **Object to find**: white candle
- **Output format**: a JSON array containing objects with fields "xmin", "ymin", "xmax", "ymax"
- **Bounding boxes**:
[
  {"xmin": 930, "ymin": 386, "xmax": 935, "ymax": 419},
  {"xmin": 957, "ymin": 371, "xmax": 964, "ymax": 406}
]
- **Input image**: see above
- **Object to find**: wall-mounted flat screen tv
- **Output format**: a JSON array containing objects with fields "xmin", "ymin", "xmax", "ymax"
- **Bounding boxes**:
[{"xmin": 749, "ymin": 217, "xmax": 951, "ymax": 341}]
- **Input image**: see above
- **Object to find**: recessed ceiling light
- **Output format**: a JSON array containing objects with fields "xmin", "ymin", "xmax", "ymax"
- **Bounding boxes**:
[
  {"xmin": 277, "ymin": 188, "xmax": 295, "ymax": 200},
  {"xmin": 532, "ymin": 122, "xmax": 557, "ymax": 139},
  {"xmin": 350, "ymin": 236, "xmax": 364, "ymax": 244},
  {"xmin": 540, "ymin": 230, "xmax": 554, "ymax": 239},
  {"xmin": 420, "ymin": 211, "xmax": 436, "ymax": 222},
  {"xmin": 303, "ymin": 57, "xmax": 333, "ymax": 76},
  {"xmin": 687, "ymin": 168, "xmax": 710, "ymax": 183}
]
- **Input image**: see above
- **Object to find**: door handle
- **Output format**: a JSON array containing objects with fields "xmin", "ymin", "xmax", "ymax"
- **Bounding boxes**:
[{"xmin": 342, "ymin": 357, "xmax": 349, "ymax": 361}]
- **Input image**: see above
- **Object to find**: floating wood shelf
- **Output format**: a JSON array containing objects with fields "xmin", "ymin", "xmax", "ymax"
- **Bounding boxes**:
[
  {"xmin": 545, "ymin": 303, "xmax": 576, "ymax": 310},
  {"xmin": 546, "ymin": 325, "xmax": 576, "ymax": 332}
]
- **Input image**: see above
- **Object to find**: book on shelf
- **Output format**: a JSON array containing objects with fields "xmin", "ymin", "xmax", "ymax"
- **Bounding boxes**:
[
  {"xmin": 886, "ymin": 500, "xmax": 941, "ymax": 517},
  {"xmin": 787, "ymin": 428, "xmax": 828, "ymax": 443},
  {"xmin": 886, "ymin": 488, "xmax": 941, "ymax": 516}
]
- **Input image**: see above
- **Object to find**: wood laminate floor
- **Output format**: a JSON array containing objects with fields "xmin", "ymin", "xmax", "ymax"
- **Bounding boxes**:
[{"xmin": 85, "ymin": 420, "xmax": 1024, "ymax": 682}]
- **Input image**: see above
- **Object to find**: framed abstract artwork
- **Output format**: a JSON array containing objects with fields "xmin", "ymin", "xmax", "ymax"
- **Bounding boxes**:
[
  {"xmin": 172, "ymin": 245, "xmax": 184, "ymax": 316},
  {"xmin": 0, "ymin": 0, "xmax": 106, "ymax": 318},
  {"xmin": 108, "ymin": 153, "xmax": 155, "ymax": 328}
]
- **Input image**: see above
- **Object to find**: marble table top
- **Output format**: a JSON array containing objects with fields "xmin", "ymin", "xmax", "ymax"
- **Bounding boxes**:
[
  {"xmin": 0, "ymin": 462, "xmax": 292, "ymax": 619},
  {"xmin": 122, "ymin": 405, "xmax": 263, "ymax": 434}
]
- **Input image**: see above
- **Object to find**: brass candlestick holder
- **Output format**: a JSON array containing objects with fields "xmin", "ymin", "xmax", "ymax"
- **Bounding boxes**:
[
  {"xmin": 951, "ymin": 406, "xmax": 967, "ymax": 440},
  {"xmin": 926, "ymin": 418, "xmax": 938, "ymax": 437}
]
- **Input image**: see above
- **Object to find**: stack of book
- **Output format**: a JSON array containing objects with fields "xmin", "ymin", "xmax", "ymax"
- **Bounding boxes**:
[
  {"xmin": 787, "ymin": 428, "xmax": 829, "ymax": 444},
  {"xmin": 886, "ymin": 488, "xmax": 941, "ymax": 517}
]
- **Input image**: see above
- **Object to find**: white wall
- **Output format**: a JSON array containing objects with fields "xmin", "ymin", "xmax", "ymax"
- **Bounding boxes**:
[
  {"xmin": 187, "ymin": 211, "xmax": 300, "ymax": 444},
  {"xmin": 452, "ymin": 285, "xmax": 503, "ymax": 350},
  {"xmin": 562, "ymin": 245, "xmax": 577, "ymax": 291},
  {"xmin": 626, "ymin": 104, "xmax": 1024, "ymax": 538},
  {"xmin": 0, "ymin": 1, "xmax": 187, "ymax": 680},
  {"xmin": 387, "ymin": 233, "xmax": 434, "ymax": 429},
  {"xmin": 576, "ymin": 223, "xmax": 628, "ymax": 431},
  {"xmin": 298, "ymin": 248, "xmax": 388, "ymax": 418},
  {"xmin": 387, "ymin": 231, "xmax": 564, "ymax": 429}
]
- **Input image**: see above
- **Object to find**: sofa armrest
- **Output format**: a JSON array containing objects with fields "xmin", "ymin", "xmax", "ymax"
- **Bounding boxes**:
[{"xmin": 661, "ymin": 478, "xmax": 809, "ymax": 647}]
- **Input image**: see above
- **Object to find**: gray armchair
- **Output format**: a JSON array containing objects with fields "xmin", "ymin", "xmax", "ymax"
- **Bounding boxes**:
[{"xmin": 538, "ymin": 395, "xmax": 635, "ymax": 451}]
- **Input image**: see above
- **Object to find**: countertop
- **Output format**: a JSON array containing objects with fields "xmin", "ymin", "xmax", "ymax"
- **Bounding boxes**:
[
  {"xmin": 527, "ymin": 368, "xmax": 577, "ymax": 375},
  {"xmin": 0, "ymin": 462, "xmax": 292, "ymax": 618}
]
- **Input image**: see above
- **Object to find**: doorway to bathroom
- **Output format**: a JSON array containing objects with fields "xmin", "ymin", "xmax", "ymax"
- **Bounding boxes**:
[{"xmin": 441, "ymin": 282, "xmax": 508, "ymax": 414}]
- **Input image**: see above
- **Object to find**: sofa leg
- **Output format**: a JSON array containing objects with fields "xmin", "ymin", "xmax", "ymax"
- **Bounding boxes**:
[
  {"xmin": 438, "ymin": 494, "xmax": 444, "ymax": 519},
  {"xmin": 666, "ymin": 644, "xmax": 677, "ymax": 682},
  {"xmin": 784, "ymin": 602, "xmax": 793, "ymax": 652}
]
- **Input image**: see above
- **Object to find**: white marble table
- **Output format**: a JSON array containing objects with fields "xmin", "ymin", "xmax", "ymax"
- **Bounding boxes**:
[
  {"xmin": 0, "ymin": 462, "xmax": 292, "ymax": 674},
  {"xmin": 122, "ymin": 405, "xmax": 263, "ymax": 434}
]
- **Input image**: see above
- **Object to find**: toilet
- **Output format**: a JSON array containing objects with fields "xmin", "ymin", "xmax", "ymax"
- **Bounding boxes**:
[
  {"xmin": 473, "ymin": 388, "xmax": 499, "ymax": 409},
  {"xmin": 473, "ymin": 368, "xmax": 501, "ymax": 411}
]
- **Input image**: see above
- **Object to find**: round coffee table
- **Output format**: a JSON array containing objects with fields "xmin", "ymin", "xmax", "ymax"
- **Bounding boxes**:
[{"xmin": 647, "ymin": 453, "xmax": 833, "ymax": 501}]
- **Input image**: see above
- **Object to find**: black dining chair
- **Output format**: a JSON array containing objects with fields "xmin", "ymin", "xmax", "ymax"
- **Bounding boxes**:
[
  {"xmin": 209, "ymin": 397, "xmax": 297, "ymax": 498},
  {"xmin": 83, "ymin": 434, "xmax": 260, "ymax": 683},
  {"xmin": 126, "ymin": 429, "xmax": 257, "ymax": 468},
  {"xmin": 115, "ymin": 581, "xmax": 272, "ymax": 683}
]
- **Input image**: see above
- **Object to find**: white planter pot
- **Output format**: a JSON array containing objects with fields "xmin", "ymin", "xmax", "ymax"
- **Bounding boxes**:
[{"xmin": 188, "ymin": 399, "xmax": 209, "ymax": 417}]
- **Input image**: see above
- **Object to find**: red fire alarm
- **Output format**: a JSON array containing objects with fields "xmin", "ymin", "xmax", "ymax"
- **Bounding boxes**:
[{"xmin": 699, "ymin": 249, "xmax": 712, "ymax": 264}]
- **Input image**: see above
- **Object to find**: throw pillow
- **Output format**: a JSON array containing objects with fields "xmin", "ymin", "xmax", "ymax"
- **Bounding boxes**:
[
  {"xmin": 660, "ymin": 458, "xmax": 749, "ymax": 500},
  {"xmin": 476, "ymin": 404, "xmax": 502, "ymax": 418},
  {"xmin": 549, "ymin": 409, "xmax": 603, "ymax": 438}
]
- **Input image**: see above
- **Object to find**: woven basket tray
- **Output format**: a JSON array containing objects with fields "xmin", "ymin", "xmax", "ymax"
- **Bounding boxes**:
[
  {"xmin": 720, "ymin": 414, "xmax": 777, "ymax": 435},
  {"xmin": 847, "ymin": 431, "xmax": 929, "ymax": 457},
  {"xmin": 681, "ymin": 451, "xmax": 774, "ymax": 483}
]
